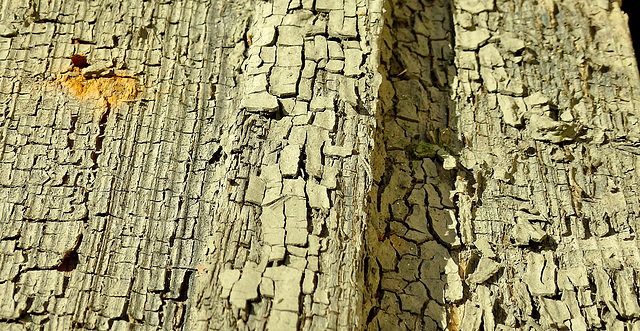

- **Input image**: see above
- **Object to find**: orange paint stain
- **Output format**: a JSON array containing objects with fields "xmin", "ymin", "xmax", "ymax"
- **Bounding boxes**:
[{"xmin": 54, "ymin": 68, "xmax": 139, "ymax": 109}]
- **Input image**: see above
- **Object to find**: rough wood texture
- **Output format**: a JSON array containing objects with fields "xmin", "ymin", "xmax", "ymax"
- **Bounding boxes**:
[
  {"xmin": 363, "ymin": 0, "xmax": 640, "ymax": 330},
  {"xmin": 0, "ymin": 0, "xmax": 384, "ymax": 330},
  {"xmin": 1, "ymin": 0, "xmax": 640, "ymax": 330},
  {"xmin": 450, "ymin": 0, "xmax": 640, "ymax": 329}
]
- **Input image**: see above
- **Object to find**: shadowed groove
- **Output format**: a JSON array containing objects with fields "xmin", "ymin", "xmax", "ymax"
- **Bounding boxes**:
[{"xmin": 362, "ymin": 0, "xmax": 465, "ymax": 329}]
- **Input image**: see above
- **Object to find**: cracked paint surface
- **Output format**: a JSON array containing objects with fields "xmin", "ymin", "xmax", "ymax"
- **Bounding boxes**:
[{"xmin": 1, "ymin": 0, "xmax": 640, "ymax": 330}]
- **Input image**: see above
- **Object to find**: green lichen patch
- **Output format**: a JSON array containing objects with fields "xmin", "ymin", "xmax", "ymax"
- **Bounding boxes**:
[{"xmin": 411, "ymin": 141, "xmax": 439, "ymax": 159}]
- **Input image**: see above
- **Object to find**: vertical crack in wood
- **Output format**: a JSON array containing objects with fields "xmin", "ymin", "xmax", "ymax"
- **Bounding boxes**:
[{"xmin": 363, "ymin": 0, "xmax": 463, "ymax": 330}]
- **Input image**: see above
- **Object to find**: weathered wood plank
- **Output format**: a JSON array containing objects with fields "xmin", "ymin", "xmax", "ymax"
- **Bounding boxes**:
[
  {"xmin": 448, "ymin": 0, "xmax": 640, "ymax": 329},
  {"xmin": 0, "ymin": 0, "xmax": 384, "ymax": 329},
  {"xmin": 2, "ymin": 0, "xmax": 640, "ymax": 330},
  {"xmin": 361, "ymin": 0, "xmax": 640, "ymax": 330}
]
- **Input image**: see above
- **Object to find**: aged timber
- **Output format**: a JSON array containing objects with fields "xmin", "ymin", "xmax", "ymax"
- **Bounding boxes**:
[{"xmin": 1, "ymin": 0, "xmax": 640, "ymax": 330}]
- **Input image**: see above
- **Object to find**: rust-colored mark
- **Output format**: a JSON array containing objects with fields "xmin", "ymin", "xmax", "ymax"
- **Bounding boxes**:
[
  {"xmin": 69, "ymin": 54, "xmax": 89, "ymax": 68},
  {"xmin": 247, "ymin": 33, "xmax": 253, "ymax": 46},
  {"xmin": 54, "ymin": 67, "xmax": 138, "ymax": 109}
]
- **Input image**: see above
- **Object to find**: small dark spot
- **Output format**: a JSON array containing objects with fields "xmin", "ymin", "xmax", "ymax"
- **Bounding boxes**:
[
  {"xmin": 90, "ymin": 151, "xmax": 99, "ymax": 170},
  {"xmin": 366, "ymin": 306, "xmax": 380, "ymax": 324},
  {"xmin": 264, "ymin": 108, "xmax": 283, "ymax": 120},
  {"xmin": 57, "ymin": 250, "xmax": 79, "ymax": 272},
  {"xmin": 70, "ymin": 54, "xmax": 89, "ymax": 68},
  {"xmin": 61, "ymin": 173, "xmax": 69, "ymax": 184},
  {"xmin": 138, "ymin": 27, "xmax": 148, "ymax": 40},
  {"xmin": 24, "ymin": 297, "xmax": 35, "ymax": 312},
  {"xmin": 208, "ymin": 146, "xmax": 223, "ymax": 164},
  {"xmin": 176, "ymin": 270, "xmax": 194, "ymax": 302},
  {"xmin": 525, "ymin": 146, "xmax": 536, "ymax": 155}
]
